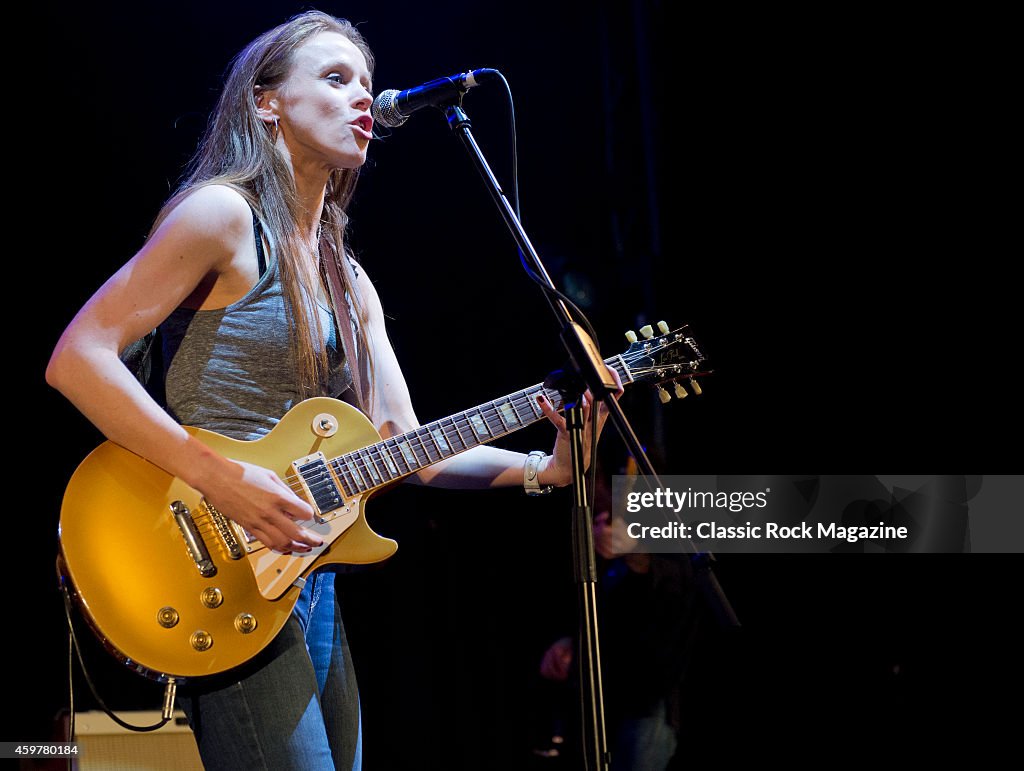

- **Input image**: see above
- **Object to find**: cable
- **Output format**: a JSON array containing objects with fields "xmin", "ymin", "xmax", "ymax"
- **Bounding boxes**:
[
  {"xmin": 61, "ymin": 587, "xmax": 171, "ymax": 732},
  {"xmin": 67, "ymin": 626, "xmax": 74, "ymax": 771},
  {"xmin": 493, "ymin": 70, "xmax": 605, "ymax": 358}
]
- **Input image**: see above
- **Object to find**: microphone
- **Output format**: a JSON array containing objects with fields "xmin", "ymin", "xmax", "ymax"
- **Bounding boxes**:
[{"xmin": 371, "ymin": 68, "xmax": 500, "ymax": 128}]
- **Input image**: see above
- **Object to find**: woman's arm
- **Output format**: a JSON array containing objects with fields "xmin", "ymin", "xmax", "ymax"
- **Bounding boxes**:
[{"xmin": 47, "ymin": 185, "xmax": 321, "ymax": 552}]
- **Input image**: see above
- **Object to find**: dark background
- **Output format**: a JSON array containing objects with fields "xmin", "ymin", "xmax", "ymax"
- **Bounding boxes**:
[{"xmin": 10, "ymin": 0, "xmax": 1016, "ymax": 765}]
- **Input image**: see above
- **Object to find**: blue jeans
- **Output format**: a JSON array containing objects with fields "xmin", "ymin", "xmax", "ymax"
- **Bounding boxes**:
[
  {"xmin": 179, "ymin": 571, "xmax": 361, "ymax": 770},
  {"xmin": 611, "ymin": 698, "xmax": 677, "ymax": 771}
]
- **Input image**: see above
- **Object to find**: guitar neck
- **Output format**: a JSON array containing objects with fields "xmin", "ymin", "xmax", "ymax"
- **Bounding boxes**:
[{"xmin": 326, "ymin": 354, "xmax": 633, "ymax": 498}]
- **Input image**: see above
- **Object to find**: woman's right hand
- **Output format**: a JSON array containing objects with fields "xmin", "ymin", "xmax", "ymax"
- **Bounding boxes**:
[{"xmin": 196, "ymin": 457, "xmax": 323, "ymax": 553}]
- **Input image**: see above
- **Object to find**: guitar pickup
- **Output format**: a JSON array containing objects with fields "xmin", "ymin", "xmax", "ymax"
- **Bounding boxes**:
[{"xmin": 291, "ymin": 452, "xmax": 343, "ymax": 523}]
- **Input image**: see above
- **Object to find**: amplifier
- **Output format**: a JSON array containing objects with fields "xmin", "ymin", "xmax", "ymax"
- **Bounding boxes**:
[{"xmin": 71, "ymin": 710, "xmax": 203, "ymax": 770}]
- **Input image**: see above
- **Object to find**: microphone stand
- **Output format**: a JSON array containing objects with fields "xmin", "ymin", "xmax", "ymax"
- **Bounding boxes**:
[{"xmin": 439, "ymin": 102, "xmax": 740, "ymax": 770}]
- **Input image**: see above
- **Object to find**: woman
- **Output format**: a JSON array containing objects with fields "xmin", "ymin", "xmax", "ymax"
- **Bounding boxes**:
[{"xmin": 46, "ymin": 10, "xmax": 617, "ymax": 770}]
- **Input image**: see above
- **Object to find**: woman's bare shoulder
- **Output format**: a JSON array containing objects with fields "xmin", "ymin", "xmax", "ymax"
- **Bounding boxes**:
[{"xmin": 156, "ymin": 184, "xmax": 254, "ymax": 248}]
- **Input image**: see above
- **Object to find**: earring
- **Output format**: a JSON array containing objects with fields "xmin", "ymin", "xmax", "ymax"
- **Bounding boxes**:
[{"xmin": 271, "ymin": 116, "xmax": 280, "ymax": 143}]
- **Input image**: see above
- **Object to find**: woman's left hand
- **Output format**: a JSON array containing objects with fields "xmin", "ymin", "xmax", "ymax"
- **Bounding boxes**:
[{"xmin": 535, "ymin": 366, "xmax": 623, "ymax": 487}]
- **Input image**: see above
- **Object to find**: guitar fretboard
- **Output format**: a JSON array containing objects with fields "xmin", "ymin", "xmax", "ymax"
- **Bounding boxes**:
[{"xmin": 326, "ymin": 355, "xmax": 631, "ymax": 499}]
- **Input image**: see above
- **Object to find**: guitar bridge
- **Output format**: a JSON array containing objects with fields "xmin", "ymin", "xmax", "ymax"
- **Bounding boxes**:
[{"xmin": 200, "ymin": 498, "xmax": 245, "ymax": 560}]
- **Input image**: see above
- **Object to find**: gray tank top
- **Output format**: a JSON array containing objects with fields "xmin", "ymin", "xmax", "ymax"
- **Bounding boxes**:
[{"xmin": 160, "ymin": 215, "xmax": 353, "ymax": 441}]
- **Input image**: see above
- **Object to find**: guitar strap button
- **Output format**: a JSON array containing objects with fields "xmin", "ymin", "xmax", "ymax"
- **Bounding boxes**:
[{"xmin": 313, "ymin": 413, "xmax": 339, "ymax": 437}]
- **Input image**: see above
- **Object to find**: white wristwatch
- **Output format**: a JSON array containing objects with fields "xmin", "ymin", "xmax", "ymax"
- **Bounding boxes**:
[{"xmin": 524, "ymin": 451, "xmax": 554, "ymax": 496}]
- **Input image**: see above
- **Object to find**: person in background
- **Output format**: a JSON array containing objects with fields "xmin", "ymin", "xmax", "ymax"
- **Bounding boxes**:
[{"xmin": 539, "ymin": 466, "xmax": 704, "ymax": 770}]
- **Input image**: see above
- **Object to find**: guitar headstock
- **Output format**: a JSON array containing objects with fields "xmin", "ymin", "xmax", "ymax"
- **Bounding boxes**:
[{"xmin": 615, "ymin": 321, "xmax": 711, "ymax": 402}]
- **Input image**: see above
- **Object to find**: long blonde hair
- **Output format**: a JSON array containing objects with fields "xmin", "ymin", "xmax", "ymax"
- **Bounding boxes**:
[{"xmin": 153, "ymin": 10, "xmax": 374, "ymax": 407}]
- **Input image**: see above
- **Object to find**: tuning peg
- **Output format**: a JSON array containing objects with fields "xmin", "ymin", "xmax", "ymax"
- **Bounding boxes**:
[
  {"xmin": 689, "ymin": 377, "xmax": 703, "ymax": 395},
  {"xmin": 656, "ymin": 385, "xmax": 671, "ymax": 404},
  {"xmin": 673, "ymin": 381, "xmax": 688, "ymax": 399},
  {"xmin": 624, "ymin": 330, "xmax": 638, "ymax": 343},
  {"xmin": 639, "ymin": 324, "xmax": 654, "ymax": 339},
  {"xmin": 657, "ymin": 320, "xmax": 669, "ymax": 335}
]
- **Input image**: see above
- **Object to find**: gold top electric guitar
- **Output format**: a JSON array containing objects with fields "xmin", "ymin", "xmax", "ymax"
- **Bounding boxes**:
[{"xmin": 57, "ymin": 323, "xmax": 707, "ymax": 681}]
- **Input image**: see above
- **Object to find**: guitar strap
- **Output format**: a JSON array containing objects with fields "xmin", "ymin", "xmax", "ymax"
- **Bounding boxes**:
[{"xmin": 322, "ymin": 247, "xmax": 366, "ymax": 413}]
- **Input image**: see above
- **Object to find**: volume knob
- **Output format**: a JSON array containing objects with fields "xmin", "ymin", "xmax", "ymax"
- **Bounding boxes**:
[
  {"xmin": 156, "ymin": 607, "xmax": 179, "ymax": 628},
  {"xmin": 235, "ymin": 613, "xmax": 258, "ymax": 634},
  {"xmin": 190, "ymin": 630, "xmax": 214, "ymax": 651}
]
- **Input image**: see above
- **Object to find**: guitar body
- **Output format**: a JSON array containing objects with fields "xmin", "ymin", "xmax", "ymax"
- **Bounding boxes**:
[{"xmin": 58, "ymin": 397, "xmax": 397, "ymax": 681}]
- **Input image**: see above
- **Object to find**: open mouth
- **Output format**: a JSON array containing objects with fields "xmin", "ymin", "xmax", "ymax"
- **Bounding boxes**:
[{"xmin": 350, "ymin": 115, "xmax": 373, "ymax": 136}]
